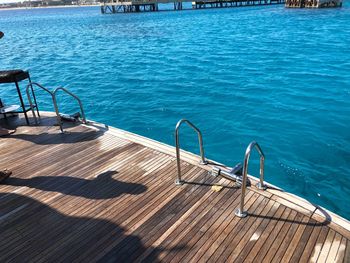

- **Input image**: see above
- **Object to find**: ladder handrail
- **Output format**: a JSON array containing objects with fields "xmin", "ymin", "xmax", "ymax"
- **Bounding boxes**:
[
  {"xmin": 175, "ymin": 119, "xmax": 207, "ymax": 185},
  {"xmin": 235, "ymin": 141, "xmax": 266, "ymax": 218},
  {"xmin": 26, "ymin": 82, "xmax": 63, "ymax": 133},
  {"xmin": 26, "ymin": 83, "xmax": 87, "ymax": 133},
  {"xmin": 53, "ymin": 87, "xmax": 87, "ymax": 124}
]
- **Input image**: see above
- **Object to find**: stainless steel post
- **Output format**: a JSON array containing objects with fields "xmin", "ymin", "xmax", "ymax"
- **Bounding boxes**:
[
  {"xmin": 53, "ymin": 87, "xmax": 87, "ymax": 124},
  {"xmin": 175, "ymin": 119, "xmax": 207, "ymax": 185},
  {"xmin": 235, "ymin": 141, "xmax": 266, "ymax": 218},
  {"xmin": 26, "ymin": 83, "xmax": 64, "ymax": 132}
]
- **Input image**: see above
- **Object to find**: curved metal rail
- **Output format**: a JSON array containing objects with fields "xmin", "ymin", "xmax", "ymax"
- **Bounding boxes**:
[
  {"xmin": 26, "ymin": 82, "xmax": 63, "ymax": 132},
  {"xmin": 235, "ymin": 141, "xmax": 266, "ymax": 218},
  {"xmin": 175, "ymin": 119, "xmax": 207, "ymax": 185},
  {"xmin": 53, "ymin": 87, "xmax": 87, "ymax": 124},
  {"xmin": 26, "ymin": 83, "xmax": 87, "ymax": 133}
]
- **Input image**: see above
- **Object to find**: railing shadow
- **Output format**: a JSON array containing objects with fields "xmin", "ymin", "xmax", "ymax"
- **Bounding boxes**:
[
  {"xmin": 247, "ymin": 211, "xmax": 330, "ymax": 227},
  {"xmin": 7, "ymin": 130, "xmax": 104, "ymax": 145},
  {"xmin": 182, "ymin": 180, "xmax": 240, "ymax": 190},
  {"xmin": 0, "ymin": 115, "xmax": 109, "ymax": 145},
  {"xmin": 248, "ymin": 185, "xmax": 332, "ymax": 227}
]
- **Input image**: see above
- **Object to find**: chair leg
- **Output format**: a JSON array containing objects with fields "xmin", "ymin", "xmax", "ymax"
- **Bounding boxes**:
[{"xmin": 15, "ymin": 81, "xmax": 29, "ymax": 125}]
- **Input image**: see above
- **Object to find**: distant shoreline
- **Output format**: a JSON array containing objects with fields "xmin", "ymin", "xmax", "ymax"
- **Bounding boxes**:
[{"xmin": 0, "ymin": 4, "xmax": 99, "ymax": 11}]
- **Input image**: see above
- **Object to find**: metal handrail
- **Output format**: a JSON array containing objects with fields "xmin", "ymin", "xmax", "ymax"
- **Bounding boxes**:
[
  {"xmin": 235, "ymin": 141, "xmax": 266, "ymax": 218},
  {"xmin": 26, "ymin": 82, "xmax": 63, "ymax": 133},
  {"xmin": 26, "ymin": 83, "xmax": 87, "ymax": 133},
  {"xmin": 53, "ymin": 87, "xmax": 87, "ymax": 124},
  {"xmin": 175, "ymin": 119, "xmax": 207, "ymax": 185}
]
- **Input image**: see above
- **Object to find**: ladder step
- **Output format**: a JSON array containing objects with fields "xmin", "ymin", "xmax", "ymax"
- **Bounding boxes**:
[
  {"xmin": 211, "ymin": 163, "xmax": 250, "ymax": 186},
  {"xmin": 228, "ymin": 163, "xmax": 243, "ymax": 176}
]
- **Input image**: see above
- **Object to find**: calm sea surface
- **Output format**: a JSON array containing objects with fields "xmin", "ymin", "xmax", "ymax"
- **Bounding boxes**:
[{"xmin": 0, "ymin": 5, "xmax": 349, "ymax": 219}]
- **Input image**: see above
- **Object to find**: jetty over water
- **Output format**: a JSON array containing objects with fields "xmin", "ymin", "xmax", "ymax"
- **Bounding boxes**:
[
  {"xmin": 100, "ymin": 0, "xmax": 284, "ymax": 13},
  {"xmin": 1, "ymin": 112, "xmax": 350, "ymax": 262},
  {"xmin": 100, "ymin": 0, "xmax": 342, "ymax": 13}
]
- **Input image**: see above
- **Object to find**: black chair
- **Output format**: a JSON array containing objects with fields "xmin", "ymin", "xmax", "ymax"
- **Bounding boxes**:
[{"xmin": 0, "ymin": 70, "xmax": 39, "ymax": 125}]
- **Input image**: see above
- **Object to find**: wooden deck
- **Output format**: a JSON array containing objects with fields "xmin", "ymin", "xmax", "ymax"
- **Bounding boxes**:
[{"xmin": 1, "ymin": 113, "xmax": 350, "ymax": 262}]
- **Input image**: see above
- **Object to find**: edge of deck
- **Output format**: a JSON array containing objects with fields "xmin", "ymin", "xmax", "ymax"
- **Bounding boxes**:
[{"xmin": 81, "ymin": 117, "xmax": 350, "ymax": 239}]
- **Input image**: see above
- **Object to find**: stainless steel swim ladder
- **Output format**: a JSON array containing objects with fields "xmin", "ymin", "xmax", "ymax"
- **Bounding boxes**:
[
  {"xmin": 175, "ymin": 119, "xmax": 208, "ymax": 185},
  {"xmin": 234, "ymin": 141, "xmax": 266, "ymax": 218},
  {"xmin": 174, "ymin": 118, "xmax": 267, "ymax": 218},
  {"xmin": 26, "ymin": 83, "xmax": 86, "ymax": 132}
]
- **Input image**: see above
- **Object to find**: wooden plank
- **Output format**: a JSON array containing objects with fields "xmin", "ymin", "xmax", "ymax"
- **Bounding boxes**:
[
  {"xmin": 298, "ymin": 224, "xmax": 323, "ymax": 263},
  {"xmin": 250, "ymin": 207, "xmax": 293, "ymax": 261},
  {"xmin": 238, "ymin": 205, "xmax": 285, "ymax": 262},
  {"xmin": 214, "ymin": 196, "xmax": 272, "ymax": 262},
  {"xmin": 278, "ymin": 215, "xmax": 312, "ymax": 262},
  {"xmin": 134, "ymin": 180, "xmax": 239, "ymax": 262},
  {"xmin": 334, "ymin": 236, "xmax": 347, "ymax": 262},
  {"xmin": 1, "ymin": 113, "xmax": 350, "ymax": 262},
  {"xmin": 27, "ymin": 155, "xmax": 189, "ymax": 262},
  {"xmin": 316, "ymin": 229, "xmax": 336, "ymax": 263},
  {"xmin": 1, "ymin": 144, "xmax": 149, "ymax": 235},
  {"xmin": 97, "ymin": 172, "xmax": 220, "ymax": 262},
  {"xmin": 63, "ymin": 169, "xmax": 222, "ymax": 262},
  {"xmin": 180, "ymin": 194, "xmax": 268, "ymax": 263},
  {"xmin": 248, "ymin": 185, "xmax": 273, "ymax": 199},
  {"xmin": 0, "ymin": 134, "xmax": 123, "ymax": 188},
  {"xmin": 22, "ymin": 155, "xmax": 172, "ymax": 262},
  {"xmin": 155, "ymin": 190, "xmax": 256, "ymax": 263},
  {"xmin": 204, "ymin": 193, "xmax": 270, "ymax": 262},
  {"xmin": 308, "ymin": 226, "xmax": 330, "ymax": 263},
  {"xmin": 270, "ymin": 212, "xmax": 305, "ymax": 262},
  {"xmin": 1, "ymin": 143, "xmax": 149, "ymax": 260},
  {"xmin": 0, "ymin": 136, "xmax": 120, "ymax": 195},
  {"xmin": 270, "ymin": 195, "xmax": 313, "ymax": 216},
  {"xmin": 190, "ymin": 201, "xmax": 279, "ymax": 262},
  {"xmin": 342, "ymin": 239, "xmax": 350, "ymax": 263},
  {"xmin": 0, "ymin": 121, "xmax": 65, "ymax": 155},
  {"xmin": 261, "ymin": 209, "xmax": 298, "ymax": 262},
  {"xmin": 73, "ymin": 167, "xmax": 205, "ymax": 262},
  {"xmin": 235, "ymin": 201, "xmax": 287, "ymax": 263},
  {"xmin": 326, "ymin": 232, "xmax": 343, "ymax": 262},
  {"xmin": 226, "ymin": 200, "xmax": 280, "ymax": 262},
  {"xmin": 0, "ymin": 143, "xmax": 139, "ymax": 242},
  {"xmin": 0, "ymin": 124, "xmax": 97, "ymax": 164},
  {"xmin": 154, "ymin": 191, "xmax": 258, "ymax": 262},
  {"xmin": 0, "ymin": 136, "xmax": 133, "ymax": 197},
  {"xmin": 312, "ymin": 211, "xmax": 350, "ymax": 240},
  {"xmin": 0, "ymin": 141, "xmax": 141, "ymax": 218},
  {"xmin": 268, "ymin": 188, "xmax": 316, "ymax": 214},
  {"xmin": 152, "ymin": 186, "xmax": 239, "ymax": 258},
  {"xmin": 288, "ymin": 219, "xmax": 317, "ymax": 263}
]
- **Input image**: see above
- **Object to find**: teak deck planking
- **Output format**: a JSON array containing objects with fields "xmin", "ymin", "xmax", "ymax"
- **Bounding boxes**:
[{"xmin": 0, "ymin": 113, "xmax": 349, "ymax": 262}]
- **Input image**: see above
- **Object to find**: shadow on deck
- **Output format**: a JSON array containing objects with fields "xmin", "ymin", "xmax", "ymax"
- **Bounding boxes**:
[
  {"xmin": 4, "ymin": 171, "xmax": 147, "ymax": 199},
  {"xmin": 0, "ymin": 193, "xmax": 184, "ymax": 262}
]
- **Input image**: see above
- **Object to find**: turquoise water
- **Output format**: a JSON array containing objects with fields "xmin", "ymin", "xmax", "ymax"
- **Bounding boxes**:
[{"xmin": 0, "ymin": 5, "xmax": 349, "ymax": 219}]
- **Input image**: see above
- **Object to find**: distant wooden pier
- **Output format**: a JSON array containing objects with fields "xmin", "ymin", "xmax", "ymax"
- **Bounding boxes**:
[{"xmin": 100, "ymin": 0, "xmax": 285, "ymax": 13}]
